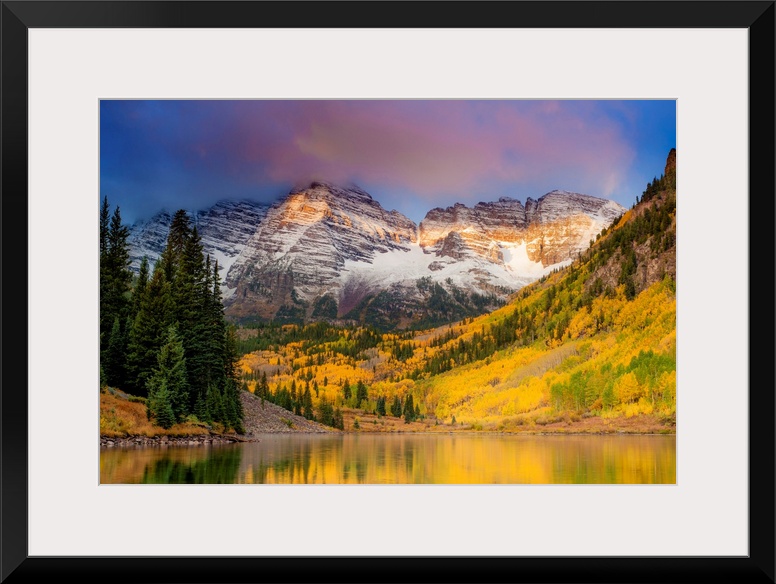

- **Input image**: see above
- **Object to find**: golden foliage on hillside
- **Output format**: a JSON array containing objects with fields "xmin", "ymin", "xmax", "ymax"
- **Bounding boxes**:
[{"xmin": 235, "ymin": 272, "xmax": 675, "ymax": 432}]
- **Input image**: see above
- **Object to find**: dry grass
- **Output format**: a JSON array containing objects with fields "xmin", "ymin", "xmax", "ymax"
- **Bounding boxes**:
[
  {"xmin": 99, "ymin": 390, "xmax": 211, "ymax": 437},
  {"xmin": 339, "ymin": 406, "xmax": 674, "ymax": 435},
  {"xmin": 341, "ymin": 408, "xmax": 478, "ymax": 433}
]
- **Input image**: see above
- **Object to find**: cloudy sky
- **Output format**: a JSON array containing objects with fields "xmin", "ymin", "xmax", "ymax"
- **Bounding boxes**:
[{"xmin": 100, "ymin": 99, "xmax": 675, "ymax": 225}]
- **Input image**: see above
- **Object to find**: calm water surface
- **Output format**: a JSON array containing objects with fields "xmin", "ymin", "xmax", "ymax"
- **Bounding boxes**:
[{"xmin": 100, "ymin": 434, "xmax": 675, "ymax": 484}]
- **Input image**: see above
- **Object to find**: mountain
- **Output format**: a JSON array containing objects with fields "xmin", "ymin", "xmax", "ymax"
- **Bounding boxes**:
[
  {"xmin": 233, "ymin": 148, "xmax": 677, "ymax": 434},
  {"xmin": 127, "ymin": 199, "xmax": 269, "ymax": 281},
  {"xmin": 128, "ymin": 184, "xmax": 626, "ymax": 330},
  {"xmin": 223, "ymin": 183, "xmax": 418, "ymax": 321},
  {"xmin": 223, "ymin": 184, "xmax": 625, "ymax": 327}
]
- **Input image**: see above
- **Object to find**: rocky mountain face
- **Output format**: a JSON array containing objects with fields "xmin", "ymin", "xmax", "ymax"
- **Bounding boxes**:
[
  {"xmin": 127, "ymin": 200, "xmax": 269, "ymax": 281},
  {"xmin": 419, "ymin": 191, "xmax": 625, "ymax": 267},
  {"xmin": 664, "ymin": 148, "xmax": 676, "ymax": 181},
  {"xmin": 586, "ymin": 149, "xmax": 676, "ymax": 297},
  {"xmin": 128, "ymin": 184, "xmax": 625, "ymax": 329},
  {"xmin": 222, "ymin": 183, "xmax": 418, "ymax": 320}
]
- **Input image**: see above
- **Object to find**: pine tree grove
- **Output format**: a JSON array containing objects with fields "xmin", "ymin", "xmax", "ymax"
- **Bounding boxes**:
[{"xmin": 100, "ymin": 199, "xmax": 244, "ymax": 432}]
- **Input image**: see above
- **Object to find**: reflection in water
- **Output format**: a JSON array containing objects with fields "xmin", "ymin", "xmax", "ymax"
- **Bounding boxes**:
[
  {"xmin": 100, "ymin": 444, "xmax": 242, "ymax": 484},
  {"xmin": 101, "ymin": 434, "xmax": 675, "ymax": 484}
]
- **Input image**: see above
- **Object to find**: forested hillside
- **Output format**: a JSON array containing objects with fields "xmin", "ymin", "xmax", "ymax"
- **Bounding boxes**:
[
  {"xmin": 100, "ymin": 203, "xmax": 244, "ymax": 433},
  {"xmin": 235, "ymin": 150, "xmax": 677, "ymax": 432}
]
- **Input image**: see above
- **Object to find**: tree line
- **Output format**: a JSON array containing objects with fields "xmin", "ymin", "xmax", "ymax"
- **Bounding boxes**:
[{"xmin": 100, "ymin": 198, "xmax": 244, "ymax": 432}]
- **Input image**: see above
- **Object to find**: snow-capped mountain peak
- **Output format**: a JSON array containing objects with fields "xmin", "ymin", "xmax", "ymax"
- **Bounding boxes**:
[{"xmin": 128, "ymin": 184, "xmax": 625, "ymax": 328}]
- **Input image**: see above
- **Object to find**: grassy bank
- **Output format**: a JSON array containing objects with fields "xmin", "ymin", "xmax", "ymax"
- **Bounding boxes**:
[{"xmin": 100, "ymin": 388, "xmax": 219, "ymax": 438}]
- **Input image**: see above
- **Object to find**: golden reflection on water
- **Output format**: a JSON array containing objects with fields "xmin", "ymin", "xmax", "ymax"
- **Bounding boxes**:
[{"xmin": 101, "ymin": 434, "xmax": 675, "ymax": 484}]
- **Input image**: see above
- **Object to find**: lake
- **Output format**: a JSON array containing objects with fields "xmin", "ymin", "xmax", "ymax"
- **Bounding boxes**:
[{"xmin": 100, "ymin": 433, "xmax": 676, "ymax": 484}]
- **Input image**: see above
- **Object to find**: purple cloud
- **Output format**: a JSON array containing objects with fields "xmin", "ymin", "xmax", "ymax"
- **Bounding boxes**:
[{"xmin": 100, "ymin": 99, "xmax": 674, "ymax": 223}]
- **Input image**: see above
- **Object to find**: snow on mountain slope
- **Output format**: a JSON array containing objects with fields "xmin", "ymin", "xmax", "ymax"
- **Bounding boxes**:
[{"xmin": 338, "ymin": 244, "xmax": 539, "ymax": 299}]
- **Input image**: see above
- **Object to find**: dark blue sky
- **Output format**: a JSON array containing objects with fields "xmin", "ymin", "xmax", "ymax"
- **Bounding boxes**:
[{"xmin": 100, "ymin": 100, "xmax": 676, "ymax": 225}]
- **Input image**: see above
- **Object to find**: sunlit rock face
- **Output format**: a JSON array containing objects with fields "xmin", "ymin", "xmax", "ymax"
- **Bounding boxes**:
[
  {"xmin": 223, "ymin": 182, "xmax": 420, "ymax": 320},
  {"xmin": 420, "ymin": 191, "xmax": 625, "ymax": 267}
]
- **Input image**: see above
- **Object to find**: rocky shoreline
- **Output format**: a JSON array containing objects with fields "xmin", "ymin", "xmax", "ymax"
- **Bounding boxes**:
[{"xmin": 100, "ymin": 434, "xmax": 252, "ymax": 447}]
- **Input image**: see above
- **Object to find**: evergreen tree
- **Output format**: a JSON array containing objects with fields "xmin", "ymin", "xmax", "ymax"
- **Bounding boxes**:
[
  {"xmin": 194, "ymin": 391, "xmax": 209, "ymax": 422},
  {"xmin": 187, "ymin": 238, "xmax": 217, "ymax": 402},
  {"xmin": 104, "ymin": 205, "xmax": 132, "ymax": 316},
  {"xmin": 302, "ymin": 386, "xmax": 314, "ymax": 420},
  {"xmin": 208, "ymin": 260, "xmax": 228, "ymax": 383},
  {"xmin": 342, "ymin": 379, "xmax": 351, "ymax": 401},
  {"xmin": 126, "ymin": 265, "xmax": 173, "ymax": 396},
  {"xmin": 167, "ymin": 219, "xmax": 210, "ymax": 405},
  {"xmin": 130, "ymin": 256, "xmax": 150, "ymax": 320},
  {"xmin": 100, "ymin": 201, "xmax": 132, "ymax": 371},
  {"xmin": 403, "ymin": 393, "xmax": 416, "ymax": 423},
  {"xmin": 99, "ymin": 197, "xmax": 111, "ymax": 350},
  {"xmin": 376, "ymin": 396, "xmax": 387, "ymax": 417},
  {"xmin": 356, "ymin": 380, "xmax": 368, "ymax": 408},
  {"xmin": 223, "ymin": 378, "xmax": 244, "ymax": 433},
  {"xmin": 219, "ymin": 324, "xmax": 244, "ymax": 432},
  {"xmin": 99, "ymin": 196, "xmax": 110, "ymax": 258},
  {"xmin": 146, "ymin": 324, "xmax": 190, "ymax": 422},
  {"xmin": 333, "ymin": 407, "xmax": 344, "ymax": 430},
  {"xmin": 204, "ymin": 384, "xmax": 218, "ymax": 423},
  {"xmin": 151, "ymin": 381, "xmax": 176, "ymax": 430},
  {"xmin": 291, "ymin": 380, "xmax": 300, "ymax": 415},
  {"xmin": 619, "ymin": 248, "xmax": 638, "ymax": 301},
  {"xmin": 391, "ymin": 395, "xmax": 402, "ymax": 417},
  {"xmin": 280, "ymin": 385, "xmax": 293, "ymax": 411},
  {"xmin": 104, "ymin": 316, "xmax": 127, "ymax": 386},
  {"xmin": 318, "ymin": 395, "xmax": 334, "ymax": 426},
  {"xmin": 157, "ymin": 210, "xmax": 191, "ymax": 282}
]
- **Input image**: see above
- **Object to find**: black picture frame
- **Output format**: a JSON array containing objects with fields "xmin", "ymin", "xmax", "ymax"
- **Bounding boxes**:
[{"xmin": 2, "ymin": 2, "xmax": 773, "ymax": 583}]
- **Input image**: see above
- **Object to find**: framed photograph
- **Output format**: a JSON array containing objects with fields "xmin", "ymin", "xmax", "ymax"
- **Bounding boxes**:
[{"xmin": 2, "ymin": 1, "xmax": 773, "ymax": 583}]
